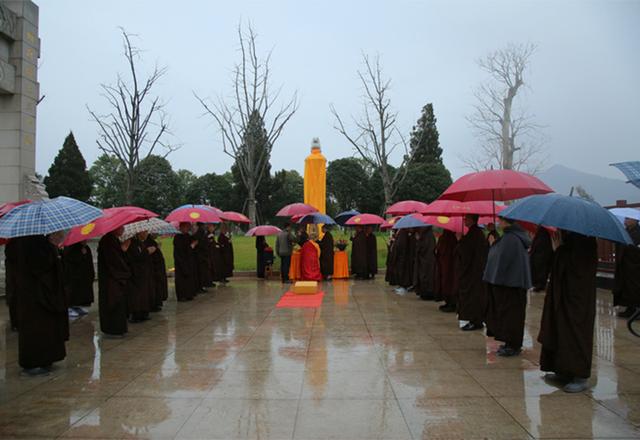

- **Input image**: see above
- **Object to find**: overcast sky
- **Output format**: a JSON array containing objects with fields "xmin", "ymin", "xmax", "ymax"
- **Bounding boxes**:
[{"xmin": 35, "ymin": 0, "xmax": 639, "ymax": 180}]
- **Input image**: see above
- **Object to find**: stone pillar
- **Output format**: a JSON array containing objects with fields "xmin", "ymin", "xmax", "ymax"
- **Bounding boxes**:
[{"xmin": 0, "ymin": 1, "xmax": 40, "ymax": 204}]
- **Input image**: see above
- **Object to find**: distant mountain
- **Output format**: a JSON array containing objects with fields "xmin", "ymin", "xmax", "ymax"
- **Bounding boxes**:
[{"xmin": 537, "ymin": 165, "xmax": 639, "ymax": 206}]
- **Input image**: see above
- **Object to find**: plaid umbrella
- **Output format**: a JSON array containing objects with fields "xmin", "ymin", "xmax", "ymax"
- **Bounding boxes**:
[
  {"xmin": 122, "ymin": 217, "xmax": 178, "ymax": 240},
  {"xmin": 0, "ymin": 197, "xmax": 102, "ymax": 238}
]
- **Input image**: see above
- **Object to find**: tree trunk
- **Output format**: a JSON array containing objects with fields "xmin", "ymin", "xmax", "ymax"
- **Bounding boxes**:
[
  {"xmin": 247, "ymin": 184, "xmax": 257, "ymax": 227},
  {"xmin": 379, "ymin": 166, "xmax": 393, "ymax": 213},
  {"xmin": 125, "ymin": 172, "xmax": 134, "ymax": 205}
]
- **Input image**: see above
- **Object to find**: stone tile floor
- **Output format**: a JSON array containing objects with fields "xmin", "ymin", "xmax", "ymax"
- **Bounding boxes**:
[{"xmin": 1, "ymin": 278, "xmax": 640, "ymax": 439}]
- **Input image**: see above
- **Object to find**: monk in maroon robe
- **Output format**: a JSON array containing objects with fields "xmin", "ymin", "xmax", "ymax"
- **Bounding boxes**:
[
  {"xmin": 193, "ymin": 223, "xmax": 212, "ymax": 289},
  {"xmin": 350, "ymin": 226, "xmax": 367, "ymax": 279},
  {"xmin": 98, "ymin": 227, "xmax": 131, "ymax": 337},
  {"xmin": 145, "ymin": 234, "xmax": 167, "ymax": 311},
  {"xmin": 414, "ymin": 227, "xmax": 436, "ymax": 300},
  {"xmin": 435, "ymin": 229, "xmax": 458, "ymax": 312},
  {"xmin": 218, "ymin": 224, "xmax": 234, "ymax": 282},
  {"xmin": 365, "ymin": 226, "xmax": 378, "ymax": 279},
  {"xmin": 63, "ymin": 241, "xmax": 95, "ymax": 310},
  {"xmin": 126, "ymin": 232, "xmax": 156, "ymax": 322},
  {"xmin": 173, "ymin": 222, "xmax": 197, "ymax": 301},
  {"xmin": 17, "ymin": 232, "xmax": 68, "ymax": 374},
  {"xmin": 456, "ymin": 215, "xmax": 489, "ymax": 331},
  {"xmin": 299, "ymin": 232, "xmax": 322, "ymax": 281},
  {"xmin": 530, "ymin": 226, "xmax": 554, "ymax": 292}
]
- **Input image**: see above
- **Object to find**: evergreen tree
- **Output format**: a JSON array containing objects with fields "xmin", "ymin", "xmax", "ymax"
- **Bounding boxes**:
[
  {"xmin": 188, "ymin": 172, "xmax": 234, "ymax": 210},
  {"xmin": 44, "ymin": 132, "xmax": 93, "ymax": 202},
  {"xmin": 265, "ymin": 170, "xmax": 303, "ymax": 222},
  {"xmin": 327, "ymin": 158, "xmax": 368, "ymax": 213},
  {"xmin": 131, "ymin": 155, "xmax": 181, "ymax": 216},
  {"xmin": 397, "ymin": 104, "xmax": 452, "ymax": 203},
  {"xmin": 89, "ymin": 154, "xmax": 126, "ymax": 208}
]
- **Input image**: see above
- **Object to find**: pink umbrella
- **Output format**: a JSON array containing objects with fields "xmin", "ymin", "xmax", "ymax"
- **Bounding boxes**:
[
  {"xmin": 419, "ymin": 215, "xmax": 467, "ymax": 234},
  {"xmin": 166, "ymin": 206, "xmax": 221, "ymax": 223},
  {"xmin": 64, "ymin": 206, "xmax": 157, "ymax": 246},
  {"xmin": 276, "ymin": 203, "xmax": 318, "ymax": 217},
  {"xmin": 421, "ymin": 200, "xmax": 506, "ymax": 216},
  {"xmin": 245, "ymin": 225, "xmax": 282, "ymax": 236},
  {"xmin": 386, "ymin": 200, "xmax": 430, "ymax": 216},
  {"xmin": 345, "ymin": 213, "xmax": 385, "ymax": 226},
  {"xmin": 439, "ymin": 169, "xmax": 553, "ymax": 202},
  {"xmin": 221, "ymin": 211, "xmax": 251, "ymax": 224},
  {"xmin": 380, "ymin": 216, "xmax": 402, "ymax": 231}
]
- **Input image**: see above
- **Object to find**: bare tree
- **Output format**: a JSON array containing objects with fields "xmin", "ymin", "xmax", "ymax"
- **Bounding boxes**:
[
  {"xmin": 464, "ymin": 42, "xmax": 546, "ymax": 173},
  {"xmin": 195, "ymin": 23, "xmax": 298, "ymax": 226},
  {"xmin": 331, "ymin": 54, "xmax": 409, "ymax": 210},
  {"xmin": 88, "ymin": 28, "xmax": 176, "ymax": 204}
]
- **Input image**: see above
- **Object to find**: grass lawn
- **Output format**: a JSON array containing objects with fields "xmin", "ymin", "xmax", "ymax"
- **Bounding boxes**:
[{"xmin": 158, "ymin": 232, "xmax": 389, "ymax": 272}]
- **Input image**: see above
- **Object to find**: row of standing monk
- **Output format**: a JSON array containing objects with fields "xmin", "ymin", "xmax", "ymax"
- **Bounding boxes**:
[
  {"xmin": 3, "ymin": 221, "xmax": 236, "ymax": 375},
  {"xmin": 383, "ymin": 213, "xmax": 640, "ymax": 393}
]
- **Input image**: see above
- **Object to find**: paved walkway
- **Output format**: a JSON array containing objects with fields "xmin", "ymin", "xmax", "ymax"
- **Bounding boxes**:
[{"xmin": 1, "ymin": 278, "xmax": 640, "ymax": 439}]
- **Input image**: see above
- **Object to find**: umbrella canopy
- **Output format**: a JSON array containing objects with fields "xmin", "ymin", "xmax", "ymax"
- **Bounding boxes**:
[
  {"xmin": 421, "ymin": 200, "xmax": 505, "ymax": 216},
  {"xmin": 176, "ymin": 204, "xmax": 223, "ymax": 214},
  {"xmin": 611, "ymin": 161, "xmax": 640, "ymax": 190},
  {"xmin": 609, "ymin": 207, "xmax": 640, "ymax": 222},
  {"xmin": 380, "ymin": 216, "xmax": 401, "ymax": 230},
  {"xmin": 0, "ymin": 199, "xmax": 32, "ymax": 218},
  {"xmin": 345, "ymin": 213, "xmax": 385, "ymax": 226},
  {"xmin": 386, "ymin": 200, "xmax": 430, "ymax": 216},
  {"xmin": 0, "ymin": 197, "xmax": 103, "ymax": 239},
  {"xmin": 276, "ymin": 203, "xmax": 318, "ymax": 217},
  {"xmin": 297, "ymin": 213, "xmax": 336, "ymax": 225},
  {"xmin": 221, "ymin": 211, "xmax": 251, "ymax": 224},
  {"xmin": 439, "ymin": 169, "xmax": 553, "ymax": 202},
  {"xmin": 245, "ymin": 225, "xmax": 282, "ymax": 237},
  {"xmin": 392, "ymin": 214, "xmax": 430, "ymax": 229},
  {"xmin": 420, "ymin": 215, "xmax": 466, "ymax": 234},
  {"xmin": 121, "ymin": 217, "xmax": 178, "ymax": 240},
  {"xmin": 64, "ymin": 206, "xmax": 158, "ymax": 246},
  {"xmin": 335, "ymin": 209, "xmax": 360, "ymax": 225},
  {"xmin": 166, "ymin": 206, "xmax": 221, "ymax": 223},
  {"xmin": 500, "ymin": 193, "xmax": 632, "ymax": 244}
]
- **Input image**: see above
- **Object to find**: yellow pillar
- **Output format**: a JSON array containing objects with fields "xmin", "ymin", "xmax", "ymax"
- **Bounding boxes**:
[{"xmin": 304, "ymin": 137, "xmax": 327, "ymax": 238}]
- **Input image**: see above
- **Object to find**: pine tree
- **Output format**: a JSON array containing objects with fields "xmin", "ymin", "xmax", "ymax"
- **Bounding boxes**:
[
  {"xmin": 44, "ymin": 132, "xmax": 93, "ymax": 202},
  {"xmin": 409, "ymin": 103, "xmax": 443, "ymax": 164}
]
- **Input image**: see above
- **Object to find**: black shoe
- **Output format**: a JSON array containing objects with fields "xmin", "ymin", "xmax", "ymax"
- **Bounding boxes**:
[
  {"xmin": 420, "ymin": 294, "xmax": 435, "ymax": 301},
  {"xmin": 462, "ymin": 322, "xmax": 484, "ymax": 331},
  {"xmin": 497, "ymin": 346, "xmax": 521, "ymax": 357},
  {"xmin": 439, "ymin": 304, "xmax": 456, "ymax": 313}
]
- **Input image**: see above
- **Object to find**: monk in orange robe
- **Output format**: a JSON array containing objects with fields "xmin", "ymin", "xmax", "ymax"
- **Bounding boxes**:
[{"xmin": 299, "ymin": 232, "xmax": 322, "ymax": 281}]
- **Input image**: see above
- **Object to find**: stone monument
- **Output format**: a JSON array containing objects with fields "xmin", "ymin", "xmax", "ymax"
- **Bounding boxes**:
[{"xmin": 0, "ymin": 1, "xmax": 43, "ymax": 204}]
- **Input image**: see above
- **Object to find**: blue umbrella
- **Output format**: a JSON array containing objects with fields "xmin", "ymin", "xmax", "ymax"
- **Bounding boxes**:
[
  {"xmin": 500, "ymin": 194, "xmax": 632, "ymax": 244},
  {"xmin": 297, "ymin": 213, "xmax": 336, "ymax": 225},
  {"xmin": 392, "ymin": 214, "xmax": 430, "ymax": 230},
  {"xmin": 0, "ymin": 197, "xmax": 103, "ymax": 238},
  {"xmin": 609, "ymin": 207, "xmax": 640, "ymax": 222},
  {"xmin": 335, "ymin": 209, "xmax": 360, "ymax": 225}
]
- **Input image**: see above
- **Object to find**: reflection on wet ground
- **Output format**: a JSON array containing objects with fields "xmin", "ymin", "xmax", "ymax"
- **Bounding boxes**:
[{"xmin": 1, "ymin": 278, "xmax": 639, "ymax": 439}]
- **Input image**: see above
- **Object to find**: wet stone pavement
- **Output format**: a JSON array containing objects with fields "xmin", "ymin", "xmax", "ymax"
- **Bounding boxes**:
[{"xmin": 1, "ymin": 278, "xmax": 640, "ymax": 439}]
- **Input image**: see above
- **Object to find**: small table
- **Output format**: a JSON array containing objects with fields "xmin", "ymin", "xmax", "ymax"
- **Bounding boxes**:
[{"xmin": 333, "ymin": 250, "xmax": 350, "ymax": 279}]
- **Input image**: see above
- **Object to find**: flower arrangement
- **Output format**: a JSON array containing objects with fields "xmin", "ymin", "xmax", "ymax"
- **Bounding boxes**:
[{"xmin": 336, "ymin": 238, "xmax": 348, "ymax": 251}]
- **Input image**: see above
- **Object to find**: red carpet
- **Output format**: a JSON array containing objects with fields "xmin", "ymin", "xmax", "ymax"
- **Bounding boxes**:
[{"xmin": 276, "ymin": 291, "xmax": 325, "ymax": 308}]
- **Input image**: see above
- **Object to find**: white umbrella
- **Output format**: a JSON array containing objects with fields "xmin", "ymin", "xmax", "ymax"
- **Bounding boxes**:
[{"xmin": 122, "ymin": 217, "xmax": 178, "ymax": 240}]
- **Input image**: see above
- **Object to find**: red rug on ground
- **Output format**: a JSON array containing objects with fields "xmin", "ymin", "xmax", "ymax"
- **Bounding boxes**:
[{"xmin": 276, "ymin": 291, "xmax": 324, "ymax": 308}]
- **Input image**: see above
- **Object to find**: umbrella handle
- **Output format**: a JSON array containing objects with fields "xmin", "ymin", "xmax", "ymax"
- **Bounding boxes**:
[{"xmin": 627, "ymin": 308, "xmax": 640, "ymax": 338}]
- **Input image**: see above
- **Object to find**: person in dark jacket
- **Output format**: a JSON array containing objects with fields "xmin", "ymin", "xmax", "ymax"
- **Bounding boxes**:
[
  {"xmin": 530, "ymin": 226, "xmax": 554, "ymax": 292},
  {"xmin": 63, "ymin": 240, "xmax": 95, "ymax": 316},
  {"xmin": 173, "ymin": 222, "xmax": 197, "ymax": 301},
  {"xmin": 256, "ymin": 235, "xmax": 268, "ymax": 278},
  {"xmin": 126, "ymin": 232, "xmax": 156, "ymax": 322},
  {"xmin": 484, "ymin": 218, "xmax": 532, "ymax": 356},
  {"xmin": 98, "ymin": 227, "xmax": 131, "ymax": 337},
  {"xmin": 613, "ymin": 217, "xmax": 640, "ymax": 318},
  {"xmin": 456, "ymin": 215, "xmax": 489, "ymax": 331},
  {"xmin": 435, "ymin": 229, "xmax": 458, "ymax": 312},
  {"xmin": 365, "ymin": 226, "xmax": 378, "ymax": 279},
  {"xmin": 17, "ymin": 232, "xmax": 68, "ymax": 375},
  {"xmin": 318, "ymin": 225, "xmax": 334, "ymax": 280},
  {"xmin": 145, "ymin": 233, "xmax": 168, "ymax": 311},
  {"xmin": 414, "ymin": 227, "xmax": 437, "ymax": 300},
  {"xmin": 538, "ymin": 231, "xmax": 597, "ymax": 393},
  {"xmin": 350, "ymin": 226, "xmax": 368, "ymax": 279}
]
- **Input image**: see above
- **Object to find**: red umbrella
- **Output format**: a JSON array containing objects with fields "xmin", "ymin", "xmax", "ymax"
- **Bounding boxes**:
[
  {"xmin": 439, "ymin": 169, "xmax": 553, "ymax": 202},
  {"xmin": 345, "ymin": 213, "xmax": 385, "ymax": 226},
  {"xmin": 420, "ymin": 215, "xmax": 467, "ymax": 234},
  {"xmin": 421, "ymin": 200, "xmax": 506, "ymax": 216},
  {"xmin": 64, "ymin": 206, "xmax": 157, "ymax": 246},
  {"xmin": 245, "ymin": 225, "xmax": 282, "ymax": 236},
  {"xmin": 276, "ymin": 203, "xmax": 318, "ymax": 217},
  {"xmin": 166, "ymin": 206, "xmax": 221, "ymax": 223},
  {"xmin": 386, "ymin": 200, "xmax": 430, "ymax": 216},
  {"xmin": 381, "ymin": 216, "xmax": 402, "ymax": 230},
  {"xmin": 221, "ymin": 211, "xmax": 251, "ymax": 224}
]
